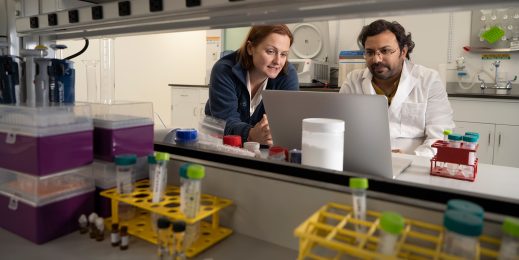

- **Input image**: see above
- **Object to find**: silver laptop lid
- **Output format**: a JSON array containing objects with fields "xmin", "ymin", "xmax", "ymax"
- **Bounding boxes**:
[{"xmin": 263, "ymin": 90, "xmax": 394, "ymax": 178}]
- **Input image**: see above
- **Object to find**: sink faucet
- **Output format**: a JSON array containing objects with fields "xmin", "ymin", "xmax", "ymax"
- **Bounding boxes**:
[{"xmin": 478, "ymin": 61, "xmax": 517, "ymax": 90}]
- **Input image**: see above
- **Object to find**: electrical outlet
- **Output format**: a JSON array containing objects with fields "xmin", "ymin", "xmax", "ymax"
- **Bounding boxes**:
[
  {"xmin": 119, "ymin": 1, "xmax": 131, "ymax": 16},
  {"xmin": 68, "ymin": 10, "xmax": 79, "ymax": 23},
  {"xmin": 30, "ymin": 17, "xmax": 39, "ymax": 28},
  {"xmin": 149, "ymin": 0, "xmax": 163, "ymax": 12},
  {"xmin": 92, "ymin": 6, "xmax": 103, "ymax": 20},
  {"xmin": 48, "ymin": 13, "xmax": 58, "ymax": 26},
  {"xmin": 186, "ymin": 0, "xmax": 201, "ymax": 7}
]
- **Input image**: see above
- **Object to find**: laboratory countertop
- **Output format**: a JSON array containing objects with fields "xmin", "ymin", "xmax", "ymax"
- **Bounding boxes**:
[
  {"xmin": 394, "ymin": 153, "xmax": 519, "ymax": 205},
  {"xmin": 446, "ymin": 82, "xmax": 519, "ymax": 100},
  {"xmin": 0, "ymin": 226, "xmax": 296, "ymax": 259}
]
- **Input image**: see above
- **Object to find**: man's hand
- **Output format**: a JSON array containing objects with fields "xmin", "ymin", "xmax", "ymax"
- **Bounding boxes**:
[{"xmin": 248, "ymin": 114, "xmax": 273, "ymax": 146}]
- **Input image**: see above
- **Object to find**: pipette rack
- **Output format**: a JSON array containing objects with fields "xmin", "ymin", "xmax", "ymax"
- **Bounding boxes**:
[
  {"xmin": 100, "ymin": 179, "xmax": 233, "ymax": 257},
  {"xmin": 294, "ymin": 202, "xmax": 500, "ymax": 260},
  {"xmin": 430, "ymin": 140, "xmax": 479, "ymax": 182}
]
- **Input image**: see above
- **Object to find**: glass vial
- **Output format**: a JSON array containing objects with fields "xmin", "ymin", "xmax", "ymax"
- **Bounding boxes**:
[
  {"xmin": 120, "ymin": 225, "xmax": 129, "ymax": 250},
  {"xmin": 156, "ymin": 218, "xmax": 171, "ymax": 259},
  {"xmin": 111, "ymin": 223, "xmax": 120, "ymax": 247},
  {"xmin": 349, "ymin": 178, "xmax": 369, "ymax": 234}
]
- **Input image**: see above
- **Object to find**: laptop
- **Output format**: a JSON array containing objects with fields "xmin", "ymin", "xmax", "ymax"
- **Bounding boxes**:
[{"xmin": 262, "ymin": 90, "xmax": 412, "ymax": 179}]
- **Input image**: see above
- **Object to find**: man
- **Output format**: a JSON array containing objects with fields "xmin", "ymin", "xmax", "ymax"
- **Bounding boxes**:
[{"xmin": 340, "ymin": 19, "xmax": 454, "ymax": 157}]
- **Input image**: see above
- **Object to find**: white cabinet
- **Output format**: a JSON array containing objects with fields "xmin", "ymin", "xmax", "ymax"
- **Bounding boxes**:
[
  {"xmin": 170, "ymin": 86, "xmax": 209, "ymax": 129},
  {"xmin": 493, "ymin": 125, "xmax": 519, "ymax": 168},
  {"xmin": 450, "ymin": 97, "xmax": 519, "ymax": 167}
]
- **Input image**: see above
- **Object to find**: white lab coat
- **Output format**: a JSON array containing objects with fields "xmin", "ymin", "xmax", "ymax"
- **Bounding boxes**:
[{"xmin": 340, "ymin": 60, "xmax": 455, "ymax": 157}]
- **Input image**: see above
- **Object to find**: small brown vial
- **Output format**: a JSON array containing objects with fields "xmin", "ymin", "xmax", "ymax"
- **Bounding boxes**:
[
  {"xmin": 111, "ymin": 223, "xmax": 120, "ymax": 247},
  {"xmin": 120, "ymin": 225, "xmax": 129, "ymax": 250}
]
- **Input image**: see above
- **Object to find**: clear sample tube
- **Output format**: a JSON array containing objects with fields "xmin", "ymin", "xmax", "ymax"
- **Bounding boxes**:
[
  {"xmin": 179, "ymin": 163, "xmax": 190, "ymax": 214},
  {"xmin": 462, "ymin": 135, "xmax": 478, "ymax": 178},
  {"xmin": 349, "ymin": 178, "xmax": 368, "ymax": 234},
  {"xmin": 152, "ymin": 152, "xmax": 170, "ymax": 203},
  {"xmin": 148, "ymin": 153, "xmax": 157, "ymax": 191},
  {"xmin": 156, "ymin": 218, "xmax": 171, "ymax": 259},
  {"xmin": 443, "ymin": 129, "xmax": 453, "ymax": 142},
  {"xmin": 498, "ymin": 217, "xmax": 519, "ymax": 260},
  {"xmin": 377, "ymin": 211, "xmax": 405, "ymax": 256},
  {"xmin": 182, "ymin": 164, "xmax": 206, "ymax": 248},
  {"xmin": 100, "ymin": 38, "xmax": 115, "ymax": 104},
  {"xmin": 115, "ymin": 154, "xmax": 137, "ymax": 221},
  {"xmin": 442, "ymin": 210, "xmax": 483, "ymax": 258},
  {"xmin": 172, "ymin": 221, "xmax": 187, "ymax": 260},
  {"xmin": 446, "ymin": 134, "xmax": 463, "ymax": 176}
]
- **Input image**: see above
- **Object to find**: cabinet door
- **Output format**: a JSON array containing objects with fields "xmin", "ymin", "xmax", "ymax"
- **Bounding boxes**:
[
  {"xmin": 454, "ymin": 121, "xmax": 495, "ymax": 164},
  {"xmin": 171, "ymin": 87, "xmax": 200, "ymax": 128},
  {"xmin": 494, "ymin": 125, "xmax": 519, "ymax": 168}
]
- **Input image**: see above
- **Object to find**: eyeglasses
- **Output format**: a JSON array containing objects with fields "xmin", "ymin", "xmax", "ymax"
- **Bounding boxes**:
[{"xmin": 363, "ymin": 48, "xmax": 398, "ymax": 59}]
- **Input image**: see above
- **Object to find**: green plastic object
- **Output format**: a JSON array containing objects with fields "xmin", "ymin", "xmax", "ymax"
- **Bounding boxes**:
[
  {"xmin": 114, "ymin": 154, "xmax": 137, "ymax": 166},
  {"xmin": 482, "ymin": 26, "xmax": 505, "ymax": 44},
  {"xmin": 187, "ymin": 164, "xmax": 206, "ymax": 180},
  {"xmin": 349, "ymin": 178, "xmax": 368, "ymax": 189},
  {"xmin": 502, "ymin": 217, "xmax": 519, "ymax": 238},
  {"xmin": 443, "ymin": 210, "xmax": 483, "ymax": 237},
  {"xmin": 443, "ymin": 129, "xmax": 453, "ymax": 136},
  {"xmin": 447, "ymin": 199, "xmax": 484, "ymax": 219},
  {"xmin": 379, "ymin": 211, "xmax": 405, "ymax": 235},
  {"xmin": 155, "ymin": 152, "xmax": 170, "ymax": 161}
]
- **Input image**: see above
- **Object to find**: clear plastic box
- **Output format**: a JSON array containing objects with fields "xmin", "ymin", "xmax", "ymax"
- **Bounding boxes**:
[
  {"xmin": 0, "ymin": 104, "xmax": 93, "ymax": 176},
  {"xmin": 90, "ymin": 101, "xmax": 154, "ymax": 161},
  {"xmin": 0, "ymin": 165, "xmax": 94, "ymax": 205}
]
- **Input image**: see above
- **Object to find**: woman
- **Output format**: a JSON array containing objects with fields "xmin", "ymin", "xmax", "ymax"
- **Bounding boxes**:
[{"xmin": 205, "ymin": 24, "xmax": 299, "ymax": 146}]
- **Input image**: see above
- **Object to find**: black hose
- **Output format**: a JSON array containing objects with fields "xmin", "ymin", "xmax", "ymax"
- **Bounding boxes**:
[{"xmin": 64, "ymin": 38, "xmax": 89, "ymax": 60}]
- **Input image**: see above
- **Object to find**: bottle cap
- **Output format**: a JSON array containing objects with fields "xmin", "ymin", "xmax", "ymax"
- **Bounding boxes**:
[
  {"xmin": 187, "ymin": 164, "xmax": 205, "ymax": 180},
  {"xmin": 147, "ymin": 153, "xmax": 156, "ymax": 164},
  {"xmin": 172, "ymin": 221, "xmax": 186, "ymax": 232},
  {"xmin": 443, "ymin": 210, "xmax": 483, "ymax": 237},
  {"xmin": 157, "ymin": 218, "xmax": 171, "ymax": 229},
  {"xmin": 447, "ymin": 134, "xmax": 463, "ymax": 141},
  {"xmin": 465, "ymin": 132, "xmax": 480, "ymax": 138},
  {"xmin": 175, "ymin": 128, "xmax": 198, "ymax": 143},
  {"xmin": 114, "ymin": 154, "xmax": 137, "ymax": 166},
  {"xmin": 447, "ymin": 199, "xmax": 484, "ymax": 219},
  {"xmin": 121, "ymin": 225, "xmax": 128, "ymax": 232},
  {"xmin": 443, "ymin": 129, "xmax": 453, "ymax": 135},
  {"xmin": 179, "ymin": 163, "xmax": 189, "ymax": 179},
  {"xmin": 349, "ymin": 177, "xmax": 368, "ymax": 189},
  {"xmin": 155, "ymin": 152, "xmax": 170, "ymax": 161},
  {"xmin": 379, "ymin": 211, "xmax": 405, "ymax": 235},
  {"xmin": 462, "ymin": 135, "xmax": 478, "ymax": 143},
  {"xmin": 111, "ymin": 223, "xmax": 119, "ymax": 230},
  {"xmin": 223, "ymin": 135, "xmax": 242, "ymax": 147},
  {"xmin": 502, "ymin": 217, "xmax": 519, "ymax": 238}
]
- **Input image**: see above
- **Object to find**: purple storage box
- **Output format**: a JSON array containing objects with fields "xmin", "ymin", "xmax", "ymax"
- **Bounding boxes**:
[
  {"xmin": 0, "ymin": 165, "xmax": 95, "ymax": 244},
  {"xmin": 93, "ymin": 114, "xmax": 153, "ymax": 161},
  {"xmin": 0, "ymin": 104, "xmax": 93, "ymax": 176}
]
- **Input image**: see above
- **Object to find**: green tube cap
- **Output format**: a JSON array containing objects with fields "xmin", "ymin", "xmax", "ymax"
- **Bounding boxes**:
[
  {"xmin": 443, "ymin": 129, "xmax": 453, "ymax": 135},
  {"xmin": 155, "ymin": 152, "xmax": 170, "ymax": 161},
  {"xmin": 349, "ymin": 178, "xmax": 368, "ymax": 189},
  {"xmin": 379, "ymin": 211, "xmax": 405, "ymax": 235},
  {"xmin": 187, "ymin": 164, "xmax": 205, "ymax": 180},
  {"xmin": 502, "ymin": 217, "xmax": 519, "ymax": 238}
]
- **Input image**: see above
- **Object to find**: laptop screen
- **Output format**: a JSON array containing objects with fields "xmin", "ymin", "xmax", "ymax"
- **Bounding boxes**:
[{"xmin": 263, "ymin": 90, "xmax": 397, "ymax": 178}]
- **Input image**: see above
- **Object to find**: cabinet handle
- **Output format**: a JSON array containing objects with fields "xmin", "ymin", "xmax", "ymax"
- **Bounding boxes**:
[
  {"xmin": 498, "ymin": 133, "xmax": 501, "ymax": 147},
  {"xmin": 488, "ymin": 133, "xmax": 491, "ymax": 146}
]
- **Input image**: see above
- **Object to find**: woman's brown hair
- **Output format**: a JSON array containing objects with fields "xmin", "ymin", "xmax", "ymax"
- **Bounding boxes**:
[{"xmin": 237, "ymin": 24, "xmax": 294, "ymax": 74}]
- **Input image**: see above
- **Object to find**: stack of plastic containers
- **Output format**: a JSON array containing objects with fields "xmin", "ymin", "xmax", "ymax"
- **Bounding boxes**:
[
  {"xmin": 0, "ymin": 104, "xmax": 95, "ymax": 244},
  {"xmin": 90, "ymin": 101, "xmax": 154, "ymax": 217}
]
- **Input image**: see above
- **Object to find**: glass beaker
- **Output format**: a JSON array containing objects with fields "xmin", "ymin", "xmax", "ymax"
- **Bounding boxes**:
[{"xmin": 82, "ymin": 60, "xmax": 99, "ymax": 102}]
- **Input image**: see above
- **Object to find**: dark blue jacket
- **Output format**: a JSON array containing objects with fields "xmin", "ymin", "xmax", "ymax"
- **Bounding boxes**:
[{"xmin": 205, "ymin": 51, "xmax": 299, "ymax": 142}]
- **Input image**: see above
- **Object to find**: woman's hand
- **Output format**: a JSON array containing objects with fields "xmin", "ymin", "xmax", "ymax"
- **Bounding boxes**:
[{"xmin": 248, "ymin": 114, "xmax": 273, "ymax": 146}]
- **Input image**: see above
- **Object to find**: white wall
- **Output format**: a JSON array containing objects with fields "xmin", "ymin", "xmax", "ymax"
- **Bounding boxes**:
[{"xmin": 58, "ymin": 30, "xmax": 206, "ymax": 128}]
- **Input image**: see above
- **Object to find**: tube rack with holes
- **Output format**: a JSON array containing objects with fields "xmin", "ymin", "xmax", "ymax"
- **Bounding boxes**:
[
  {"xmin": 294, "ymin": 202, "xmax": 500, "ymax": 260},
  {"xmin": 100, "ymin": 179, "xmax": 233, "ymax": 257},
  {"xmin": 430, "ymin": 140, "xmax": 479, "ymax": 182}
]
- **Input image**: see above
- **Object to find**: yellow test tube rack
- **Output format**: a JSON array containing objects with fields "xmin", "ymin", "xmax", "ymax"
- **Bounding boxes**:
[
  {"xmin": 294, "ymin": 202, "xmax": 501, "ymax": 260},
  {"xmin": 100, "ymin": 179, "xmax": 233, "ymax": 257}
]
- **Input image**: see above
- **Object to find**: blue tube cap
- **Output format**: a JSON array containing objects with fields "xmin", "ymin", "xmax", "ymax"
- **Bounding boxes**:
[{"xmin": 175, "ymin": 128, "xmax": 198, "ymax": 143}]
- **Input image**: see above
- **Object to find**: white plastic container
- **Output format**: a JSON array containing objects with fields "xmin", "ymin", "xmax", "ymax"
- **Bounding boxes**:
[{"xmin": 301, "ymin": 118, "xmax": 345, "ymax": 171}]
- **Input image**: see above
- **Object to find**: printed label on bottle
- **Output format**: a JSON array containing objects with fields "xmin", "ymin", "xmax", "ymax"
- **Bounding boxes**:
[
  {"xmin": 121, "ymin": 236, "xmax": 129, "ymax": 246},
  {"xmin": 111, "ymin": 233, "xmax": 120, "ymax": 243}
]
